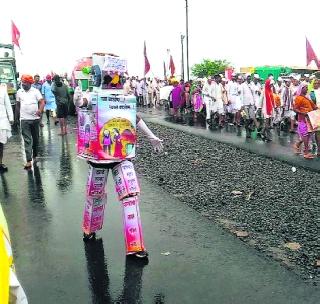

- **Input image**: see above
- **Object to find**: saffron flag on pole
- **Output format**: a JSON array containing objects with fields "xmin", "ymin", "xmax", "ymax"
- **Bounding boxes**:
[
  {"xmin": 306, "ymin": 37, "xmax": 320, "ymax": 69},
  {"xmin": 11, "ymin": 21, "xmax": 21, "ymax": 49},
  {"xmin": 144, "ymin": 41, "xmax": 150, "ymax": 76},
  {"xmin": 169, "ymin": 55, "xmax": 175, "ymax": 77}
]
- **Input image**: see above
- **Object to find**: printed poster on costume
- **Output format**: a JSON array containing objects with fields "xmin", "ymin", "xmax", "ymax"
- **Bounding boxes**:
[
  {"xmin": 94, "ymin": 94, "xmax": 137, "ymax": 161},
  {"xmin": 77, "ymin": 109, "xmax": 97, "ymax": 159}
]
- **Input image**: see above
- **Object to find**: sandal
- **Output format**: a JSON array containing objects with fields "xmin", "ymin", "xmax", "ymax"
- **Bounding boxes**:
[{"xmin": 303, "ymin": 153, "xmax": 314, "ymax": 159}]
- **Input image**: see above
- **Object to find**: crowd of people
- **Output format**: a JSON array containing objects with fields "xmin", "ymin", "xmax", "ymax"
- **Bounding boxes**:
[
  {"xmin": 123, "ymin": 73, "xmax": 320, "ymax": 160},
  {"xmin": 0, "ymin": 73, "xmax": 73, "ymax": 172},
  {"xmin": 1, "ymin": 71, "xmax": 320, "ymax": 174}
]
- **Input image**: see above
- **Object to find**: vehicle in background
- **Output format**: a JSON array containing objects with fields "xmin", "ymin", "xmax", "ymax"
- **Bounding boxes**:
[{"xmin": 0, "ymin": 43, "xmax": 19, "ymax": 123}]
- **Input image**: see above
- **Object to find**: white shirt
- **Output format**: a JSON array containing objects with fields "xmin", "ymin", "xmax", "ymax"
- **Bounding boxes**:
[
  {"xmin": 16, "ymin": 87, "xmax": 43, "ymax": 120},
  {"xmin": 0, "ymin": 84, "xmax": 13, "ymax": 130},
  {"xmin": 136, "ymin": 81, "xmax": 143, "ymax": 95},
  {"xmin": 209, "ymin": 82, "xmax": 218, "ymax": 100},
  {"xmin": 274, "ymin": 83, "xmax": 283, "ymax": 95},
  {"xmin": 147, "ymin": 81, "xmax": 154, "ymax": 94},
  {"xmin": 240, "ymin": 81, "xmax": 255, "ymax": 106},
  {"xmin": 202, "ymin": 82, "xmax": 212, "ymax": 101},
  {"xmin": 123, "ymin": 81, "xmax": 132, "ymax": 95},
  {"xmin": 131, "ymin": 79, "xmax": 137, "ymax": 89},
  {"xmin": 214, "ymin": 83, "xmax": 223, "ymax": 101},
  {"xmin": 252, "ymin": 82, "xmax": 262, "ymax": 107}
]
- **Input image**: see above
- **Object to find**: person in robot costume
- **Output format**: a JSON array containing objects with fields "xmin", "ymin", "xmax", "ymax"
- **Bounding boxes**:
[{"xmin": 74, "ymin": 87, "xmax": 163, "ymax": 259}]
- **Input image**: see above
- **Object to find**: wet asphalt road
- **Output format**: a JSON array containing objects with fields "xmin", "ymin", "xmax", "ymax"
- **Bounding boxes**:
[{"xmin": 0, "ymin": 120, "xmax": 319, "ymax": 304}]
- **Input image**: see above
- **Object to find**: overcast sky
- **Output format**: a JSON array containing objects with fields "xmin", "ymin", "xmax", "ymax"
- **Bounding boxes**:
[{"xmin": 1, "ymin": 0, "xmax": 320, "ymax": 78}]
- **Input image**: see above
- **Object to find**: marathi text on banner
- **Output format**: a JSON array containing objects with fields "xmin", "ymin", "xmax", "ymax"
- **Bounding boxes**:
[{"xmin": 103, "ymin": 56, "xmax": 127, "ymax": 73}]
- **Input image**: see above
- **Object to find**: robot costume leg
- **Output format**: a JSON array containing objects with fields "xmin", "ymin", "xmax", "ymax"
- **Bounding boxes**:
[{"xmin": 112, "ymin": 160, "xmax": 146, "ymax": 255}]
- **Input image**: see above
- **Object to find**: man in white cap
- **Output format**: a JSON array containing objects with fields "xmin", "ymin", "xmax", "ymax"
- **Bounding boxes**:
[
  {"xmin": 275, "ymin": 77, "xmax": 283, "ymax": 95},
  {"xmin": 221, "ymin": 78, "xmax": 229, "ymax": 118},
  {"xmin": 273, "ymin": 77, "xmax": 284, "ymax": 132},
  {"xmin": 291, "ymin": 75, "xmax": 300, "ymax": 97},
  {"xmin": 304, "ymin": 74, "xmax": 310, "ymax": 83},
  {"xmin": 202, "ymin": 77, "xmax": 214, "ymax": 124},
  {"xmin": 252, "ymin": 74, "xmax": 262, "ymax": 108},
  {"xmin": 227, "ymin": 73, "xmax": 239, "ymax": 125},
  {"xmin": 212, "ymin": 74, "xmax": 225, "ymax": 127},
  {"xmin": 252, "ymin": 74, "xmax": 263, "ymax": 134},
  {"xmin": 240, "ymin": 73, "xmax": 258, "ymax": 137}
]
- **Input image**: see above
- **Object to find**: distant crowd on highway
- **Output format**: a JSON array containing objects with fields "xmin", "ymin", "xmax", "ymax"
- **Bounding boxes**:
[{"xmin": 124, "ymin": 73, "xmax": 320, "ymax": 160}]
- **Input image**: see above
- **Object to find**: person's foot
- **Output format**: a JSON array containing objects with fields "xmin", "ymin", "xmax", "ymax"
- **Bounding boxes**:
[
  {"xmin": 0, "ymin": 164, "xmax": 8, "ymax": 172},
  {"xmin": 130, "ymin": 251, "xmax": 149, "ymax": 259},
  {"xmin": 303, "ymin": 153, "xmax": 314, "ymax": 159},
  {"xmin": 83, "ymin": 232, "xmax": 96, "ymax": 242},
  {"xmin": 289, "ymin": 129, "xmax": 296, "ymax": 133},
  {"xmin": 293, "ymin": 143, "xmax": 301, "ymax": 154},
  {"xmin": 24, "ymin": 162, "xmax": 32, "ymax": 169},
  {"xmin": 54, "ymin": 121, "xmax": 59, "ymax": 126},
  {"xmin": 40, "ymin": 123, "xmax": 44, "ymax": 127}
]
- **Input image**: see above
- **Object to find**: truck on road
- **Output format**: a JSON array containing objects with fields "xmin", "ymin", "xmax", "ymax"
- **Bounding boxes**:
[{"xmin": 0, "ymin": 43, "xmax": 19, "ymax": 122}]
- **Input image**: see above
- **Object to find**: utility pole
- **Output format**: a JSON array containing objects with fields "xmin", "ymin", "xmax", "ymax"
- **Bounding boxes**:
[
  {"xmin": 185, "ymin": 0, "xmax": 190, "ymax": 81},
  {"xmin": 181, "ymin": 34, "xmax": 185, "ymax": 80}
]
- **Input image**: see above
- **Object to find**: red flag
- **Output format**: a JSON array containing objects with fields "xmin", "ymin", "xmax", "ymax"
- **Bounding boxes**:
[
  {"xmin": 306, "ymin": 37, "xmax": 320, "ymax": 69},
  {"xmin": 11, "ymin": 21, "xmax": 21, "ymax": 49},
  {"xmin": 169, "ymin": 55, "xmax": 175, "ymax": 77},
  {"xmin": 144, "ymin": 41, "xmax": 150, "ymax": 76}
]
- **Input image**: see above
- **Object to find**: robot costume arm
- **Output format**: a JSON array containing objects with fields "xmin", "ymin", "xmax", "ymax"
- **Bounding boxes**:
[{"xmin": 137, "ymin": 116, "xmax": 164, "ymax": 153}]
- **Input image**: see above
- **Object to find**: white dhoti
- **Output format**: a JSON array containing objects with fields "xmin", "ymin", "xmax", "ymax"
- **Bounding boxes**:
[
  {"xmin": 230, "ymin": 95, "xmax": 241, "ymax": 113},
  {"xmin": 204, "ymin": 97, "xmax": 213, "ymax": 119},
  {"xmin": 212, "ymin": 99, "xmax": 225, "ymax": 115}
]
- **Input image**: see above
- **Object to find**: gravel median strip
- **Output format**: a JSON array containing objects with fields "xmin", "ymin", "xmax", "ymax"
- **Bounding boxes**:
[{"xmin": 135, "ymin": 122, "xmax": 320, "ymax": 284}]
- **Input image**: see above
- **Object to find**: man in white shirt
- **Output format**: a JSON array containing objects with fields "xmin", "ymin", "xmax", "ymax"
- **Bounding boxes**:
[
  {"xmin": 228, "ymin": 73, "xmax": 242, "ymax": 125},
  {"xmin": 202, "ymin": 78, "xmax": 213, "ymax": 124},
  {"xmin": 146, "ymin": 78, "xmax": 154, "ymax": 107},
  {"xmin": 274, "ymin": 77, "xmax": 283, "ymax": 95},
  {"xmin": 135, "ymin": 79, "xmax": 143, "ymax": 106},
  {"xmin": 153, "ymin": 78, "xmax": 160, "ymax": 107},
  {"xmin": 252, "ymin": 74, "xmax": 263, "ymax": 134},
  {"xmin": 241, "ymin": 74, "xmax": 258, "ymax": 137},
  {"xmin": 123, "ymin": 78, "xmax": 133, "ymax": 95},
  {"xmin": 16, "ymin": 74, "xmax": 45, "ymax": 169},
  {"xmin": 212, "ymin": 74, "xmax": 225, "ymax": 127},
  {"xmin": 281, "ymin": 79, "xmax": 295, "ymax": 133}
]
